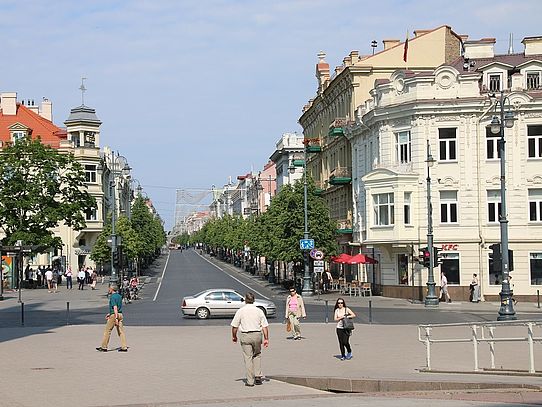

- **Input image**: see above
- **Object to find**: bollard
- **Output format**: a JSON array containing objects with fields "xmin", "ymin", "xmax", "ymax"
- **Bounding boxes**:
[
  {"xmin": 538, "ymin": 290, "xmax": 540, "ymax": 309},
  {"xmin": 368, "ymin": 300, "xmax": 372, "ymax": 324},
  {"xmin": 66, "ymin": 301, "xmax": 70, "ymax": 325},
  {"xmin": 325, "ymin": 300, "xmax": 329, "ymax": 323},
  {"xmin": 21, "ymin": 302, "xmax": 24, "ymax": 326}
]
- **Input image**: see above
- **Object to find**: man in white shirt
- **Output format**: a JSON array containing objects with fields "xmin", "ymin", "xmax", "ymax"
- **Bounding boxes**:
[
  {"xmin": 231, "ymin": 292, "xmax": 269, "ymax": 387},
  {"xmin": 440, "ymin": 271, "xmax": 452, "ymax": 303}
]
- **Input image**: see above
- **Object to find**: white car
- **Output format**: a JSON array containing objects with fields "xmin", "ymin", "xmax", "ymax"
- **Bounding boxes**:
[{"xmin": 181, "ymin": 289, "xmax": 276, "ymax": 319}]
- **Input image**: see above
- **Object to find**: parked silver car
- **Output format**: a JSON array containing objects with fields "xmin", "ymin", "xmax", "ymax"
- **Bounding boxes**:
[{"xmin": 181, "ymin": 289, "xmax": 276, "ymax": 319}]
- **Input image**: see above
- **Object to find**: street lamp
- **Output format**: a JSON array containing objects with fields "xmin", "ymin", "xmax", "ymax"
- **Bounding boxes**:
[
  {"xmin": 106, "ymin": 153, "xmax": 131, "ymax": 284},
  {"xmin": 489, "ymin": 91, "xmax": 517, "ymax": 321},
  {"xmin": 301, "ymin": 140, "xmax": 312, "ymax": 296},
  {"xmin": 424, "ymin": 140, "xmax": 439, "ymax": 307}
]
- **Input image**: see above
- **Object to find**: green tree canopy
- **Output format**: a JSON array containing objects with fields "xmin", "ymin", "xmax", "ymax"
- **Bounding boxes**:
[{"xmin": 0, "ymin": 136, "xmax": 96, "ymax": 248}]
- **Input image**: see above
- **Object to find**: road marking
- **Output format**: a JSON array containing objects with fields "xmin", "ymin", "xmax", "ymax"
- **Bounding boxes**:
[
  {"xmin": 153, "ymin": 251, "xmax": 170, "ymax": 302},
  {"xmin": 196, "ymin": 251, "xmax": 270, "ymax": 300}
]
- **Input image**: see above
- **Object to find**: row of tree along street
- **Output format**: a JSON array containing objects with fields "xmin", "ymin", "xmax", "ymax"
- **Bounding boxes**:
[
  {"xmin": 0, "ymin": 136, "xmax": 165, "ymax": 276},
  {"xmin": 175, "ymin": 179, "xmax": 339, "ymax": 286}
]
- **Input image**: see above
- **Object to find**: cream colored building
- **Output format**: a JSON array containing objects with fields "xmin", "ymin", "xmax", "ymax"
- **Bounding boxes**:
[
  {"xmin": 348, "ymin": 36, "xmax": 542, "ymax": 301},
  {"xmin": 298, "ymin": 25, "xmax": 464, "ymax": 260}
]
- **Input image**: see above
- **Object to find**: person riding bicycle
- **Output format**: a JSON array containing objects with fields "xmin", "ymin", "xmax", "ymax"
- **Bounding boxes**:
[{"xmin": 129, "ymin": 276, "xmax": 139, "ymax": 299}]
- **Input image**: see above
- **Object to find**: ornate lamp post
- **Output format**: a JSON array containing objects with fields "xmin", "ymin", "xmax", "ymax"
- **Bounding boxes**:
[
  {"xmin": 424, "ymin": 141, "xmax": 439, "ymax": 306},
  {"xmin": 489, "ymin": 91, "xmax": 517, "ymax": 321},
  {"xmin": 107, "ymin": 153, "xmax": 131, "ymax": 284},
  {"xmin": 301, "ymin": 140, "xmax": 312, "ymax": 296}
]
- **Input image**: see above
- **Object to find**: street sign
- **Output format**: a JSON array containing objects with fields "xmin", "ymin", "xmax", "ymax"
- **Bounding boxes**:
[
  {"xmin": 314, "ymin": 266, "xmax": 325, "ymax": 273},
  {"xmin": 299, "ymin": 239, "xmax": 315, "ymax": 250},
  {"xmin": 313, "ymin": 260, "xmax": 324, "ymax": 267},
  {"xmin": 313, "ymin": 250, "xmax": 324, "ymax": 260}
]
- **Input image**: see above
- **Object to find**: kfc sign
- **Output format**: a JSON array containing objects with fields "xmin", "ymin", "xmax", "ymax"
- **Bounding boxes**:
[{"xmin": 440, "ymin": 244, "xmax": 458, "ymax": 251}]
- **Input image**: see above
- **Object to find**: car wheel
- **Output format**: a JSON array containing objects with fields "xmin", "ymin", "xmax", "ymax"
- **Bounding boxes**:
[
  {"xmin": 196, "ymin": 307, "xmax": 210, "ymax": 319},
  {"xmin": 257, "ymin": 306, "xmax": 267, "ymax": 317}
]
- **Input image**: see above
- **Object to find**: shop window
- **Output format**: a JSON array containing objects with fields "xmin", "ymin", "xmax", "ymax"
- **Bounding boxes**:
[
  {"xmin": 397, "ymin": 254, "xmax": 409, "ymax": 285},
  {"xmin": 440, "ymin": 252, "xmax": 459, "ymax": 284},
  {"xmin": 531, "ymin": 253, "xmax": 542, "ymax": 285}
]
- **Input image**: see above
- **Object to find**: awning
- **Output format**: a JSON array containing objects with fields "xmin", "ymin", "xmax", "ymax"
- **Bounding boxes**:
[
  {"xmin": 345, "ymin": 253, "xmax": 378, "ymax": 265},
  {"xmin": 330, "ymin": 253, "xmax": 352, "ymax": 264}
]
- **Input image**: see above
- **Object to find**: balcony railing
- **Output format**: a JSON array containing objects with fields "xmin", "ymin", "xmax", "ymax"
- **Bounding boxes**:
[
  {"xmin": 336, "ymin": 218, "xmax": 353, "ymax": 234},
  {"xmin": 329, "ymin": 166, "xmax": 352, "ymax": 185}
]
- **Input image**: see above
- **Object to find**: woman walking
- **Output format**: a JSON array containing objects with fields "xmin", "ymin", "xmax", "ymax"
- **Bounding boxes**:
[
  {"xmin": 334, "ymin": 297, "xmax": 356, "ymax": 361},
  {"xmin": 285, "ymin": 287, "xmax": 306, "ymax": 340},
  {"xmin": 65, "ymin": 266, "xmax": 73, "ymax": 289}
]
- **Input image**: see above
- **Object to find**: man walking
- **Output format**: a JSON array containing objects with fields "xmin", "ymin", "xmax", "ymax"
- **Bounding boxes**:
[
  {"xmin": 440, "ymin": 271, "xmax": 452, "ymax": 303},
  {"xmin": 96, "ymin": 285, "xmax": 128, "ymax": 352},
  {"xmin": 231, "ymin": 292, "xmax": 269, "ymax": 387}
]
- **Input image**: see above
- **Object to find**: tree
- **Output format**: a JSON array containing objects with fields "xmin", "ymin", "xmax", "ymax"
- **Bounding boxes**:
[{"xmin": 0, "ymin": 136, "xmax": 96, "ymax": 248}]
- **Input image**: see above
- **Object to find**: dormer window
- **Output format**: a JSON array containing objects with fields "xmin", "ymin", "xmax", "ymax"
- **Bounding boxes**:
[
  {"xmin": 527, "ymin": 71, "xmax": 541, "ymax": 90},
  {"xmin": 489, "ymin": 74, "xmax": 501, "ymax": 92},
  {"xmin": 12, "ymin": 131, "xmax": 25, "ymax": 143}
]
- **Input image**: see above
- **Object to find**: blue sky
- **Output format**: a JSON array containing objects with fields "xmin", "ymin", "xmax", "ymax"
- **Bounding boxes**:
[{"xmin": 1, "ymin": 0, "xmax": 541, "ymax": 229}]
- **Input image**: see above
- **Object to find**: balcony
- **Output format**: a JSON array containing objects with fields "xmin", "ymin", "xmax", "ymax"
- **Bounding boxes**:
[
  {"xmin": 336, "ymin": 218, "xmax": 353, "ymax": 234},
  {"xmin": 314, "ymin": 180, "xmax": 326, "ymax": 195},
  {"xmin": 292, "ymin": 159, "xmax": 305, "ymax": 167},
  {"xmin": 329, "ymin": 166, "xmax": 352, "ymax": 185},
  {"xmin": 328, "ymin": 118, "xmax": 348, "ymax": 137},
  {"xmin": 306, "ymin": 145, "xmax": 322, "ymax": 153}
]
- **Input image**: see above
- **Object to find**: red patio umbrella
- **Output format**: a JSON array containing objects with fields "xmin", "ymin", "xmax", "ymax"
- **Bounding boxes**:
[
  {"xmin": 331, "ymin": 253, "xmax": 352, "ymax": 264},
  {"xmin": 346, "ymin": 253, "xmax": 378, "ymax": 265}
]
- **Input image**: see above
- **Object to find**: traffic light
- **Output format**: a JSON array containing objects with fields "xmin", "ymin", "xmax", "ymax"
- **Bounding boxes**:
[
  {"xmin": 489, "ymin": 243, "xmax": 502, "ymax": 273},
  {"xmin": 419, "ymin": 247, "xmax": 431, "ymax": 268},
  {"xmin": 433, "ymin": 247, "xmax": 442, "ymax": 267},
  {"xmin": 508, "ymin": 250, "xmax": 514, "ymax": 271},
  {"xmin": 113, "ymin": 251, "xmax": 120, "ymax": 268}
]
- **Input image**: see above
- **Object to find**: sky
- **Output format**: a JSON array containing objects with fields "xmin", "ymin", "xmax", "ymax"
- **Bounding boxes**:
[{"xmin": 1, "ymin": 0, "xmax": 541, "ymax": 230}]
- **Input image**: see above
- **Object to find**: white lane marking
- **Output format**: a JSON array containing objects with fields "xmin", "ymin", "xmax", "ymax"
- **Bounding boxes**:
[
  {"xmin": 153, "ymin": 251, "xmax": 170, "ymax": 302},
  {"xmin": 196, "ymin": 251, "xmax": 270, "ymax": 300}
]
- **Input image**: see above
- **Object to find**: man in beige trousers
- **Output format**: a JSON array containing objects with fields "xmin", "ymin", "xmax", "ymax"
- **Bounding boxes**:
[{"xmin": 231, "ymin": 292, "xmax": 269, "ymax": 387}]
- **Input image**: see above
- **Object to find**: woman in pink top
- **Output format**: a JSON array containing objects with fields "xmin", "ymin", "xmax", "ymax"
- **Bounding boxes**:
[{"xmin": 285, "ymin": 287, "xmax": 306, "ymax": 340}]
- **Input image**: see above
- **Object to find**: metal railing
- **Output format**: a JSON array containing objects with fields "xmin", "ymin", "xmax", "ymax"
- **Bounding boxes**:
[{"xmin": 418, "ymin": 320, "xmax": 542, "ymax": 374}]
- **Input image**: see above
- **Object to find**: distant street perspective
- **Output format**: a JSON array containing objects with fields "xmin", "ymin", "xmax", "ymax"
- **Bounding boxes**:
[{"xmin": 2, "ymin": 3, "xmax": 542, "ymax": 406}]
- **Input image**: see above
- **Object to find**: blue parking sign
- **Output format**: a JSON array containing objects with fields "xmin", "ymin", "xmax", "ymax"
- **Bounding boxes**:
[{"xmin": 299, "ymin": 239, "xmax": 315, "ymax": 250}]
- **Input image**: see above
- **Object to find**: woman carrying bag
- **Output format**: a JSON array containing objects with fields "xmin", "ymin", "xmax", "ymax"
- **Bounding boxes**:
[
  {"xmin": 333, "ymin": 297, "xmax": 356, "ymax": 360},
  {"xmin": 285, "ymin": 287, "xmax": 306, "ymax": 340}
]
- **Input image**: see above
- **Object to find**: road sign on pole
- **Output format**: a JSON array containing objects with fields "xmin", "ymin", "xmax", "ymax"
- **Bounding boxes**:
[{"xmin": 299, "ymin": 239, "xmax": 315, "ymax": 250}]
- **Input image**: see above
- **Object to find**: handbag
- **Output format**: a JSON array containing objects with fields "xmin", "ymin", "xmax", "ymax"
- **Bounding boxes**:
[
  {"xmin": 286, "ymin": 319, "xmax": 292, "ymax": 332},
  {"xmin": 343, "ymin": 315, "xmax": 355, "ymax": 331}
]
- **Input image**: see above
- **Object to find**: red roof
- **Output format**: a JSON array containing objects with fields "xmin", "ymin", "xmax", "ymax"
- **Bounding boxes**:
[{"xmin": 0, "ymin": 103, "xmax": 66, "ymax": 148}]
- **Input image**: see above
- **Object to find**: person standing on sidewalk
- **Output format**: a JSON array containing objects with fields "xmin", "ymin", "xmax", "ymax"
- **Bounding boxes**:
[
  {"xmin": 470, "ymin": 273, "xmax": 480, "ymax": 302},
  {"xmin": 90, "ymin": 269, "xmax": 98, "ymax": 290},
  {"xmin": 65, "ymin": 266, "xmax": 73, "ymax": 289},
  {"xmin": 439, "ymin": 271, "xmax": 452, "ymax": 303},
  {"xmin": 45, "ymin": 267, "xmax": 53, "ymax": 293},
  {"xmin": 77, "ymin": 268, "xmax": 86, "ymax": 290},
  {"xmin": 285, "ymin": 287, "xmax": 306, "ymax": 340},
  {"xmin": 231, "ymin": 292, "xmax": 269, "ymax": 387},
  {"xmin": 334, "ymin": 298, "xmax": 356, "ymax": 360},
  {"xmin": 96, "ymin": 284, "xmax": 128, "ymax": 352}
]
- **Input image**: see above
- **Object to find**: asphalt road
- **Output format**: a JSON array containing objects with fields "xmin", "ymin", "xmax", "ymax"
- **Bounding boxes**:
[{"xmin": 1, "ymin": 248, "xmax": 540, "ymax": 328}]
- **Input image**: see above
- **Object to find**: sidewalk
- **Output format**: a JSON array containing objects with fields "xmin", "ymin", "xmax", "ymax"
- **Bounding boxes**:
[{"xmin": 1, "ymin": 323, "xmax": 540, "ymax": 407}]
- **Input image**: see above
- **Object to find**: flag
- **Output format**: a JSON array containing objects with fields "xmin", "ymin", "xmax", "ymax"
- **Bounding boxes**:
[{"xmin": 403, "ymin": 30, "xmax": 409, "ymax": 62}]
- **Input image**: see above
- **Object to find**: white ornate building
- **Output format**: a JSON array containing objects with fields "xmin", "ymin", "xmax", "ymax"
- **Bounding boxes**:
[{"xmin": 347, "ymin": 36, "xmax": 542, "ymax": 301}]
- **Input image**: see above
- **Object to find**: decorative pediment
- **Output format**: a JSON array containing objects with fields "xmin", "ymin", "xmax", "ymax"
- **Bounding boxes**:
[
  {"xmin": 439, "ymin": 176, "xmax": 459, "ymax": 187},
  {"xmin": 434, "ymin": 66, "xmax": 459, "ymax": 90},
  {"xmin": 486, "ymin": 176, "xmax": 501, "ymax": 187},
  {"xmin": 527, "ymin": 175, "xmax": 542, "ymax": 185},
  {"xmin": 8, "ymin": 122, "xmax": 30, "ymax": 132}
]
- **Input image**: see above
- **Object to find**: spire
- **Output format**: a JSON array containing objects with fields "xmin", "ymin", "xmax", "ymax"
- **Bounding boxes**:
[
  {"xmin": 508, "ymin": 33, "xmax": 514, "ymax": 54},
  {"xmin": 79, "ymin": 77, "xmax": 87, "ymax": 106}
]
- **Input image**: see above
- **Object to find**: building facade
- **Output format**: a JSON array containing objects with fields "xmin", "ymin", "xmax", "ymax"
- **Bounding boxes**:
[
  {"xmin": 298, "ymin": 25, "xmax": 465, "ymax": 260},
  {"xmin": 269, "ymin": 132, "xmax": 304, "ymax": 192},
  {"xmin": 348, "ymin": 36, "xmax": 542, "ymax": 301}
]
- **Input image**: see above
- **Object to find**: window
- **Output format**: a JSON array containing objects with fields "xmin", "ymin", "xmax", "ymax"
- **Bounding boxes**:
[
  {"xmin": 529, "ymin": 189, "xmax": 542, "ymax": 222},
  {"xmin": 440, "ymin": 191, "xmax": 458, "ymax": 223},
  {"xmin": 395, "ymin": 131, "xmax": 411, "ymax": 164},
  {"xmin": 70, "ymin": 132, "xmax": 81, "ymax": 147},
  {"xmin": 205, "ymin": 292, "xmax": 224, "ymax": 301},
  {"xmin": 489, "ymin": 73, "xmax": 501, "ymax": 92},
  {"xmin": 373, "ymin": 193, "xmax": 394, "ymax": 226},
  {"xmin": 84, "ymin": 131, "xmax": 96, "ymax": 147},
  {"xmin": 487, "ymin": 190, "xmax": 502, "ymax": 223},
  {"xmin": 531, "ymin": 253, "xmax": 542, "ymax": 285},
  {"xmin": 397, "ymin": 254, "xmax": 409, "ymax": 285},
  {"xmin": 224, "ymin": 291, "xmax": 243, "ymax": 301},
  {"xmin": 486, "ymin": 127, "xmax": 501, "ymax": 159},
  {"xmin": 440, "ymin": 252, "xmax": 460, "ymax": 284},
  {"xmin": 85, "ymin": 208, "xmax": 97, "ymax": 221},
  {"xmin": 85, "ymin": 165, "xmax": 97, "ymax": 183},
  {"xmin": 403, "ymin": 192, "xmax": 411, "ymax": 225},
  {"xmin": 12, "ymin": 131, "xmax": 25, "ymax": 142},
  {"xmin": 438, "ymin": 128, "xmax": 457, "ymax": 161},
  {"xmin": 528, "ymin": 125, "xmax": 542, "ymax": 158},
  {"xmin": 527, "ymin": 71, "xmax": 541, "ymax": 90}
]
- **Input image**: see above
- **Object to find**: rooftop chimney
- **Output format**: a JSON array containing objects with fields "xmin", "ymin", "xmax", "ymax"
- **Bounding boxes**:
[
  {"xmin": 40, "ymin": 98, "xmax": 53, "ymax": 121},
  {"xmin": 522, "ymin": 36, "xmax": 542, "ymax": 56},
  {"xmin": 382, "ymin": 39, "xmax": 400, "ymax": 50},
  {"xmin": 463, "ymin": 38, "xmax": 495, "ymax": 59},
  {"xmin": 315, "ymin": 51, "xmax": 330, "ymax": 94},
  {"xmin": 0, "ymin": 92, "xmax": 17, "ymax": 115}
]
